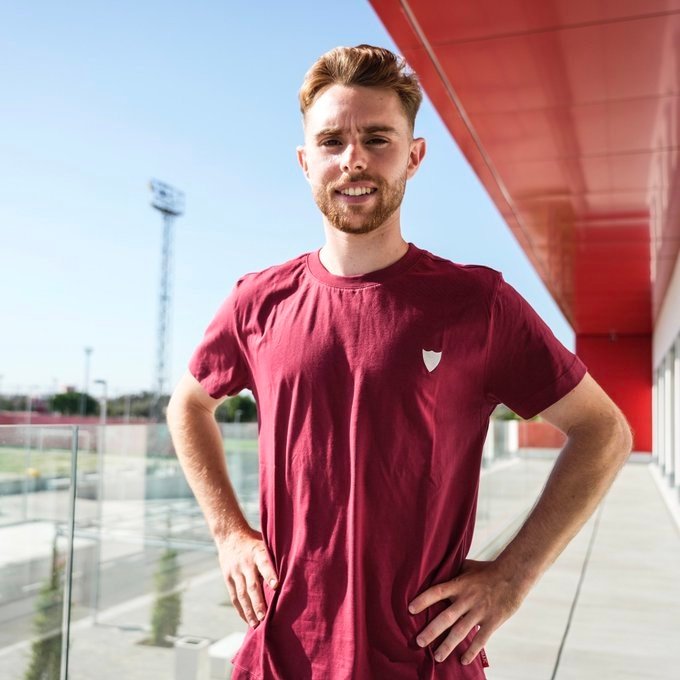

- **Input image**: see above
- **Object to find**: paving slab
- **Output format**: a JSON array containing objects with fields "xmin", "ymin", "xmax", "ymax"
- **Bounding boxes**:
[{"xmin": 486, "ymin": 462, "xmax": 680, "ymax": 680}]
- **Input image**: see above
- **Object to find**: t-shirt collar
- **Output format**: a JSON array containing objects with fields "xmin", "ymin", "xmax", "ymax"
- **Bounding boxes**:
[{"xmin": 306, "ymin": 241, "xmax": 422, "ymax": 288}]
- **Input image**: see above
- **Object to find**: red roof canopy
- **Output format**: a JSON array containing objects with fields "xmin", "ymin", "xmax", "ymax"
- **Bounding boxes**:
[{"xmin": 371, "ymin": 0, "xmax": 680, "ymax": 335}]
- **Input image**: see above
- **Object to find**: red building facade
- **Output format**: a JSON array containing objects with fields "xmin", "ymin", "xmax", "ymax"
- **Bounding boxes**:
[{"xmin": 370, "ymin": 0, "xmax": 680, "ymax": 455}]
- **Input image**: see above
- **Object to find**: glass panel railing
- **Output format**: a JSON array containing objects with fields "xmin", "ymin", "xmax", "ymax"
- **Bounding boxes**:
[
  {"xmin": 0, "ymin": 425, "xmax": 79, "ymax": 680},
  {"xmin": 65, "ymin": 422, "xmax": 258, "ymax": 679},
  {"xmin": 0, "ymin": 419, "xmax": 523, "ymax": 679},
  {"xmin": 473, "ymin": 419, "xmax": 555, "ymax": 559}
]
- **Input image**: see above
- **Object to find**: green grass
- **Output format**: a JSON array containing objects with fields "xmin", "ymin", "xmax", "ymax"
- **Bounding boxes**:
[
  {"xmin": 0, "ymin": 447, "xmax": 98, "ymax": 476},
  {"xmin": 0, "ymin": 439, "xmax": 259, "ymax": 478},
  {"xmin": 224, "ymin": 438, "xmax": 259, "ymax": 452}
]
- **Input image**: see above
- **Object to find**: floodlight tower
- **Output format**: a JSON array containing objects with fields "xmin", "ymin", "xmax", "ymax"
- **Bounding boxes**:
[{"xmin": 149, "ymin": 179, "xmax": 184, "ymax": 421}]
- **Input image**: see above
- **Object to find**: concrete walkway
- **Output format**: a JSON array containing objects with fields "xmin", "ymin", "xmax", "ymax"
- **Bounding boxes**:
[
  {"xmin": 1, "ymin": 457, "xmax": 678, "ymax": 679},
  {"xmin": 483, "ymin": 459, "xmax": 680, "ymax": 680}
]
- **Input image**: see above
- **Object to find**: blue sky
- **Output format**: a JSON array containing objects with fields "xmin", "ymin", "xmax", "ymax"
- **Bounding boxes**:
[{"xmin": 0, "ymin": 1, "xmax": 573, "ymax": 398}]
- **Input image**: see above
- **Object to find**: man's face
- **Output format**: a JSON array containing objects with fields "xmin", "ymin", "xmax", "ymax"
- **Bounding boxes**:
[{"xmin": 297, "ymin": 84, "xmax": 425, "ymax": 235}]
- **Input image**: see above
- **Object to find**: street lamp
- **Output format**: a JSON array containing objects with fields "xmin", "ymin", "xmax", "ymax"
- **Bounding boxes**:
[
  {"xmin": 93, "ymin": 379, "xmax": 107, "ymax": 426},
  {"xmin": 92, "ymin": 378, "xmax": 107, "ymax": 624},
  {"xmin": 80, "ymin": 347, "xmax": 93, "ymax": 416}
]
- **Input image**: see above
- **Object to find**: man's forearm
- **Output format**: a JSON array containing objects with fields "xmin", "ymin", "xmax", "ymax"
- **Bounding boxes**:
[
  {"xmin": 167, "ymin": 399, "xmax": 250, "ymax": 543},
  {"xmin": 493, "ymin": 415, "xmax": 632, "ymax": 594},
  {"xmin": 408, "ymin": 376, "xmax": 633, "ymax": 667},
  {"xmin": 167, "ymin": 386, "xmax": 279, "ymax": 627}
]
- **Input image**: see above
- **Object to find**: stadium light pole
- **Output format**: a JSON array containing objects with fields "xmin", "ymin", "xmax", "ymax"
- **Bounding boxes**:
[{"xmin": 149, "ymin": 179, "xmax": 184, "ymax": 422}]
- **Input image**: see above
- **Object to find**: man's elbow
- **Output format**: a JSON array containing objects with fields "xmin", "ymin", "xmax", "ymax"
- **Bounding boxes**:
[
  {"xmin": 568, "ymin": 404, "xmax": 633, "ymax": 466},
  {"xmin": 615, "ymin": 411, "xmax": 634, "ymax": 457},
  {"xmin": 166, "ymin": 392, "xmax": 183, "ymax": 431},
  {"xmin": 166, "ymin": 378, "xmax": 218, "ymax": 429},
  {"xmin": 166, "ymin": 386, "xmax": 183, "ymax": 420},
  {"xmin": 166, "ymin": 384, "xmax": 198, "ymax": 430},
  {"xmin": 598, "ymin": 408, "xmax": 634, "ymax": 464}
]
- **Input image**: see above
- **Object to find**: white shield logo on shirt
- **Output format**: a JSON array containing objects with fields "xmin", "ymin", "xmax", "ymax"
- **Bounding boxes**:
[{"xmin": 422, "ymin": 349, "xmax": 442, "ymax": 372}]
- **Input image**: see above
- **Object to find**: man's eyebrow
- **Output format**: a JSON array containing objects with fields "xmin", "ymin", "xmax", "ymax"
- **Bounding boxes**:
[
  {"xmin": 362, "ymin": 125, "xmax": 398, "ymax": 134},
  {"xmin": 314, "ymin": 127, "xmax": 342, "ymax": 139},
  {"xmin": 314, "ymin": 125, "xmax": 398, "ymax": 139}
]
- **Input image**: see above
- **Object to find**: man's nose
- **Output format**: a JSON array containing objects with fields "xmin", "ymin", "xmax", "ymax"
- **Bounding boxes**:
[{"xmin": 340, "ymin": 144, "xmax": 367, "ymax": 173}]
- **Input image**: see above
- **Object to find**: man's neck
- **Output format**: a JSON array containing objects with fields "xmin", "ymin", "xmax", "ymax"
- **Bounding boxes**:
[{"xmin": 319, "ymin": 222, "xmax": 409, "ymax": 277}]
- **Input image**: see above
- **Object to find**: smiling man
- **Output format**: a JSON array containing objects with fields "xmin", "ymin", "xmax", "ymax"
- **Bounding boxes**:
[
  {"xmin": 301, "ymin": 85, "xmax": 419, "ymax": 237},
  {"xmin": 167, "ymin": 45, "xmax": 632, "ymax": 680}
]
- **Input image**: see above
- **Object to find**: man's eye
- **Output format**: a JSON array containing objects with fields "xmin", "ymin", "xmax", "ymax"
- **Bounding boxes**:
[
  {"xmin": 320, "ymin": 139, "xmax": 341, "ymax": 147},
  {"xmin": 366, "ymin": 138, "xmax": 388, "ymax": 145}
]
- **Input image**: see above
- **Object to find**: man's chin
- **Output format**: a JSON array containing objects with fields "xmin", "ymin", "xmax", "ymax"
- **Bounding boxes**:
[
  {"xmin": 316, "ymin": 196, "xmax": 400, "ymax": 235},
  {"xmin": 329, "ymin": 218, "xmax": 383, "ymax": 235}
]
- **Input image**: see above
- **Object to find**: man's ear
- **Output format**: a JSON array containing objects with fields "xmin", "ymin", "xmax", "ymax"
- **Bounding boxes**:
[
  {"xmin": 406, "ymin": 137, "xmax": 426, "ymax": 180},
  {"xmin": 296, "ymin": 145, "xmax": 309, "ymax": 181}
]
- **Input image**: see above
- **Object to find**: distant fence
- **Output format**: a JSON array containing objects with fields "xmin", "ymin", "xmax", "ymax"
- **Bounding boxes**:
[
  {"xmin": 0, "ymin": 411, "xmax": 147, "ymax": 426},
  {"xmin": 1, "ymin": 419, "xmax": 559, "ymax": 454}
]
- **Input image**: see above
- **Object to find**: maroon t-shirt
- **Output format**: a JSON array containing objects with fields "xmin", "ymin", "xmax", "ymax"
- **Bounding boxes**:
[{"xmin": 189, "ymin": 242, "xmax": 587, "ymax": 680}]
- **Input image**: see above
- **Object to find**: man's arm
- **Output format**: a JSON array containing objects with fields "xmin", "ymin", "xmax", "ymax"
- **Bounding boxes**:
[
  {"xmin": 167, "ymin": 371, "xmax": 278, "ymax": 629},
  {"xmin": 408, "ymin": 371, "xmax": 633, "ymax": 665}
]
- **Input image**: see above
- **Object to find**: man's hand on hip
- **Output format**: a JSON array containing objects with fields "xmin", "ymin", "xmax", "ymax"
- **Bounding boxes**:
[
  {"xmin": 217, "ymin": 528, "xmax": 279, "ymax": 629},
  {"xmin": 408, "ymin": 559, "xmax": 526, "ymax": 665}
]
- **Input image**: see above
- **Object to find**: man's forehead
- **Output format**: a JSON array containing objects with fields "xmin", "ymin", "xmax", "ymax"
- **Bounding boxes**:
[{"xmin": 303, "ymin": 85, "xmax": 409, "ymax": 134}]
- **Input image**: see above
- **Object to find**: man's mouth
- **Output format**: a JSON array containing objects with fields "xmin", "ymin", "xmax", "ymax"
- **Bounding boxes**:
[{"xmin": 336, "ymin": 187, "xmax": 377, "ymax": 196}]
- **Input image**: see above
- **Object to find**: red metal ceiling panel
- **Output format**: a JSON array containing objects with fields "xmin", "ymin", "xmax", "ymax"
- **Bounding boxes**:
[
  {"xmin": 407, "ymin": 0, "xmax": 680, "ymax": 46},
  {"xmin": 370, "ymin": 0, "xmax": 680, "ymax": 334}
]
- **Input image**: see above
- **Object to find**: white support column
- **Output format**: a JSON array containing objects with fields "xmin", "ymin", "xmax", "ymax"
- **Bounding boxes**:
[
  {"xmin": 664, "ymin": 353, "xmax": 674, "ymax": 481},
  {"xmin": 507, "ymin": 420, "xmax": 519, "ymax": 455},
  {"xmin": 652, "ymin": 367, "xmax": 659, "ymax": 463},
  {"xmin": 483, "ymin": 421, "xmax": 495, "ymax": 467},
  {"xmin": 673, "ymin": 336, "xmax": 680, "ymax": 492},
  {"xmin": 658, "ymin": 364, "xmax": 666, "ymax": 471}
]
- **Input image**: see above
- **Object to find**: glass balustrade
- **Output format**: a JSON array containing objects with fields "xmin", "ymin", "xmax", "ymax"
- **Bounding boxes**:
[{"xmin": 0, "ymin": 419, "xmax": 520, "ymax": 680}]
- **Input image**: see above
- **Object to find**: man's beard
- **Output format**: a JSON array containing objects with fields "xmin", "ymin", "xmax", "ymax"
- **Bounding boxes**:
[{"xmin": 313, "ymin": 172, "xmax": 407, "ymax": 235}]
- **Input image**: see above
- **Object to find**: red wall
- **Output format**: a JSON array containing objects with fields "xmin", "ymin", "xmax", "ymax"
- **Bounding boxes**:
[
  {"xmin": 576, "ymin": 334, "xmax": 652, "ymax": 452},
  {"xmin": 519, "ymin": 421, "xmax": 567, "ymax": 448}
]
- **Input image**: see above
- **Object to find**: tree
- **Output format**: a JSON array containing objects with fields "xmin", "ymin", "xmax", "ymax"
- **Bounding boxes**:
[
  {"xmin": 493, "ymin": 404, "xmax": 522, "ymax": 421},
  {"xmin": 149, "ymin": 548, "xmax": 182, "ymax": 647},
  {"xmin": 0, "ymin": 395, "xmax": 23, "ymax": 411},
  {"xmin": 104, "ymin": 391, "xmax": 169, "ymax": 419},
  {"xmin": 215, "ymin": 393, "xmax": 257, "ymax": 423},
  {"xmin": 50, "ymin": 392, "xmax": 98, "ymax": 416},
  {"xmin": 0, "ymin": 395, "xmax": 35, "ymax": 411},
  {"xmin": 24, "ymin": 536, "xmax": 63, "ymax": 680}
]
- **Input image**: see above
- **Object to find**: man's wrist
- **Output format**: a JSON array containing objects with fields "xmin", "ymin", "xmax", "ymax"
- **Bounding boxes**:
[
  {"xmin": 212, "ymin": 517, "xmax": 252, "ymax": 547},
  {"xmin": 491, "ymin": 551, "xmax": 542, "ymax": 598}
]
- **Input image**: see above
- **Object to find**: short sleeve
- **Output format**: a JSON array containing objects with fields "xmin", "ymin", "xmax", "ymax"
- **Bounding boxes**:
[
  {"xmin": 484, "ymin": 273, "xmax": 587, "ymax": 420},
  {"xmin": 188, "ymin": 279, "xmax": 252, "ymax": 399}
]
